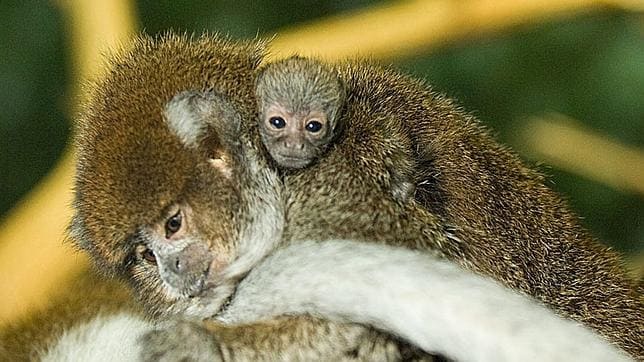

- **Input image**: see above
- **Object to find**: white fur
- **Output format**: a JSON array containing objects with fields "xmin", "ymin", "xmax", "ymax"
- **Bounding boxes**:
[
  {"xmin": 219, "ymin": 240, "xmax": 631, "ymax": 362},
  {"xmin": 41, "ymin": 241, "xmax": 631, "ymax": 361},
  {"xmin": 218, "ymin": 136, "xmax": 284, "ymax": 282},
  {"xmin": 220, "ymin": 191, "xmax": 283, "ymax": 281},
  {"xmin": 41, "ymin": 313, "xmax": 152, "ymax": 362},
  {"xmin": 164, "ymin": 92, "xmax": 207, "ymax": 148}
]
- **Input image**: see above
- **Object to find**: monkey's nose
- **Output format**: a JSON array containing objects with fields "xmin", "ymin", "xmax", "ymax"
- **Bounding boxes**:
[
  {"xmin": 161, "ymin": 242, "xmax": 212, "ymax": 296},
  {"xmin": 168, "ymin": 243, "xmax": 211, "ymax": 275}
]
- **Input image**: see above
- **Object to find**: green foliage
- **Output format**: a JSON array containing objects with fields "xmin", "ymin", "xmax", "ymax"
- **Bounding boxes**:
[
  {"xmin": 136, "ymin": 0, "xmax": 387, "ymax": 38},
  {"xmin": 0, "ymin": 0, "xmax": 70, "ymax": 218}
]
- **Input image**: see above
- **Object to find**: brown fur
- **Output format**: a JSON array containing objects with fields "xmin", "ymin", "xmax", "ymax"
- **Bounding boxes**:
[
  {"xmin": 8, "ymin": 33, "xmax": 640, "ymax": 359},
  {"xmin": 342, "ymin": 62, "xmax": 644, "ymax": 355},
  {"xmin": 71, "ymin": 34, "xmax": 262, "ymax": 276},
  {"xmin": 68, "ymin": 33, "xmax": 417, "ymax": 360},
  {"xmin": 282, "ymin": 60, "xmax": 643, "ymax": 356}
]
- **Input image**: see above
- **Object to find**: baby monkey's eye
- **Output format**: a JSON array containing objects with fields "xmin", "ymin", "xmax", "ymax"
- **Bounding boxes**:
[
  {"xmin": 141, "ymin": 248, "xmax": 157, "ymax": 264},
  {"xmin": 269, "ymin": 116, "xmax": 286, "ymax": 129},
  {"xmin": 165, "ymin": 210, "xmax": 182, "ymax": 238},
  {"xmin": 306, "ymin": 120, "xmax": 323, "ymax": 133}
]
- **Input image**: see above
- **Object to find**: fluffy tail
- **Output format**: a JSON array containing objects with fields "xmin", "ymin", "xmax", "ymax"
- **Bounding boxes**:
[{"xmin": 218, "ymin": 240, "xmax": 631, "ymax": 362}]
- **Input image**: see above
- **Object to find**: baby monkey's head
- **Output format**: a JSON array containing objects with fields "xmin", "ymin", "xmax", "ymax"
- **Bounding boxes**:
[{"xmin": 256, "ymin": 56, "xmax": 345, "ymax": 169}]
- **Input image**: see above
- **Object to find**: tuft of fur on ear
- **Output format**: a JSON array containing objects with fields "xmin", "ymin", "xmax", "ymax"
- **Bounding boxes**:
[
  {"xmin": 164, "ymin": 91, "xmax": 212, "ymax": 148},
  {"xmin": 165, "ymin": 90, "xmax": 243, "ymax": 150},
  {"xmin": 165, "ymin": 90, "xmax": 244, "ymax": 181}
]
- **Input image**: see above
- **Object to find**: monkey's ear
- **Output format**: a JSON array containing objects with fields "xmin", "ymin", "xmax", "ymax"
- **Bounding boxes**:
[
  {"xmin": 164, "ymin": 91, "xmax": 212, "ymax": 149},
  {"xmin": 165, "ymin": 90, "xmax": 242, "ymax": 150}
]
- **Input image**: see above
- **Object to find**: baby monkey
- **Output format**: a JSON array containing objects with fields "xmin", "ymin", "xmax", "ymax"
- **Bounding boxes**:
[
  {"xmin": 256, "ymin": 56, "xmax": 415, "ymax": 202},
  {"xmin": 256, "ymin": 56, "xmax": 344, "ymax": 169}
]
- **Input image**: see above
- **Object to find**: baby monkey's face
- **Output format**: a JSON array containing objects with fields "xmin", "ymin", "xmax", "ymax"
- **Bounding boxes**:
[
  {"xmin": 255, "ymin": 56, "xmax": 344, "ymax": 170},
  {"xmin": 261, "ymin": 102, "xmax": 335, "ymax": 169}
]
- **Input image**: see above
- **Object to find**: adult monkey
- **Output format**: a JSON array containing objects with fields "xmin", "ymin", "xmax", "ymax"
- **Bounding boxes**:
[
  {"xmin": 2, "ymin": 33, "xmax": 640, "ymax": 360},
  {"xmin": 70, "ymin": 33, "xmax": 643, "ymax": 358}
]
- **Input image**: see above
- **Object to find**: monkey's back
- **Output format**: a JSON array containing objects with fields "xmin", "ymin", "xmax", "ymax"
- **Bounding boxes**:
[{"xmin": 283, "ymin": 61, "xmax": 643, "ymax": 357}]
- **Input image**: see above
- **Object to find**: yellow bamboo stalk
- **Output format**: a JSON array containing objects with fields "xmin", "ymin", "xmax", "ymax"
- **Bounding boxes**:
[
  {"xmin": 268, "ymin": 0, "xmax": 638, "ymax": 61},
  {"xmin": 522, "ymin": 115, "xmax": 644, "ymax": 196},
  {"xmin": 0, "ymin": 0, "xmax": 136, "ymax": 325},
  {"xmin": 0, "ymin": 0, "xmax": 641, "ymax": 325},
  {"xmin": 0, "ymin": 152, "xmax": 83, "ymax": 323}
]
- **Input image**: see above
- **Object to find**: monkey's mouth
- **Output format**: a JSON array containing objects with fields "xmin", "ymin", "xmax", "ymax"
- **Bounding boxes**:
[
  {"xmin": 273, "ymin": 153, "xmax": 312, "ymax": 169},
  {"xmin": 196, "ymin": 272, "xmax": 244, "ymax": 319},
  {"xmin": 213, "ymin": 288, "xmax": 235, "ymax": 317},
  {"xmin": 199, "ymin": 281, "xmax": 240, "ymax": 322}
]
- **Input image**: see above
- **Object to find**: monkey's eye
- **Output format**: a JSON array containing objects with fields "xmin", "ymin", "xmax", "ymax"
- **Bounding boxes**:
[
  {"xmin": 141, "ymin": 248, "xmax": 157, "ymax": 264},
  {"xmin": 165, "ymin": 210, "xmax": 182, "ymax": 238},
  {"xmin": 306, "ymin": 120, "xmax": 323, "ymax": 133},
  {"xmin": 269, "ymin": 116, "xmax": 286, "ymax": 129}
]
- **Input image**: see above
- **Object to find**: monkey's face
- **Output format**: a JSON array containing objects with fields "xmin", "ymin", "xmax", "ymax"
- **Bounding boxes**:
[
  {"xmin": 71, "ymin": 35, "xmax": 280, "ymax": 319},
  {"xmin": 73, "ymin": 91, "xmax": 246, "ymax": 318},
  {"xmin": 255, "ymin": 56, "xmax": 345, "ymax": 170},
  {"xmin": 127, "ymin": 192, "xmax": 248, "ymax": 319},
  {"xmin": 134, "ymin": 203, "xmax": 217, "ymax": 298},
  {"xmin": 260, "ymin": 103, "xmax": 335, "ymax": 169}
]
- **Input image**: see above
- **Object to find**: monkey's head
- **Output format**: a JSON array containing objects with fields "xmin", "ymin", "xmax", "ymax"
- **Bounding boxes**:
[
  {"xmin": 256, "ymin": 56, "xmax": 345, "ymax": 169},
  {"xmin": 70, "ymin": 34, "xmax": 282, "ymax": 319}
]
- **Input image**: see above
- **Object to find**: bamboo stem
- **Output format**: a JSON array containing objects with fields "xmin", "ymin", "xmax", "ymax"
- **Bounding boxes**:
[
  {"xmin": 268, "ymin": 0, "xmax": 636, "ymax": 61},
  {"xmin": 0, "ymin": 0, "xmax": 136, "ymax": 325},
  {"xmin": 522, "ymin": 115, "xmax": 644, "ymax": 196}
]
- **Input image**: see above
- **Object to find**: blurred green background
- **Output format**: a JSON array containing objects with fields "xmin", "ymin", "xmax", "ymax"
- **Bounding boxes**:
[{"xmin": 0, "ymin": 0, "xmax": 642, "ymax": 256}]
